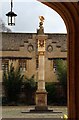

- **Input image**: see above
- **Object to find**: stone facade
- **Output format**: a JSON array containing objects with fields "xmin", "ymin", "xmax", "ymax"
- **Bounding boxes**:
[{"xmin": 0, "ymin": 32, "xmax": 67, "ymax": 82}]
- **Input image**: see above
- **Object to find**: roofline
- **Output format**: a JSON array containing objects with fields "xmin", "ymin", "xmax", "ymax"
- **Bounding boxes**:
[{"xmin": 1, "ymin": 32, "xmax": 67, "ymax": 35}]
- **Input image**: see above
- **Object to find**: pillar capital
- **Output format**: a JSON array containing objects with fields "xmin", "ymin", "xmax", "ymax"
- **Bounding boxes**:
[{"xmin": 37, "ymin": 35, "xmax": 47, "ymax": 52}]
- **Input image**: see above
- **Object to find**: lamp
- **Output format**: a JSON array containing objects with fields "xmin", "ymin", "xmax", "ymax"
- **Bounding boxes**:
[{"xmin": 6, "ymin": 0, "xmax": 17, "ymax": 26}]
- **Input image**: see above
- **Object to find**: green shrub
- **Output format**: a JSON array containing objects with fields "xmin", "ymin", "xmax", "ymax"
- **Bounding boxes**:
[
  {"xmin": 3, "ymin": 63, "xmax": 24, "ymax": 104},
  {"xmin": 46, "ymin": 82, "xmax": 67, "ymax": 105},
  {"xmin": 24, "ymin": 75, "xmax": 36, "ymax": 105},
  {"xmin": 45, "ymin": 83, "xmax": 57, "ymax": 105},
  {"xmin": 55, "ymin": 59, "xmax": 67, "ymax": 101}
]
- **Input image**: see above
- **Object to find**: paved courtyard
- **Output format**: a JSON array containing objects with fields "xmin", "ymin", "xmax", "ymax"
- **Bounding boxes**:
[{"xmin": 2, "ymin": 106, "xmax": 67, "ymax": 119}]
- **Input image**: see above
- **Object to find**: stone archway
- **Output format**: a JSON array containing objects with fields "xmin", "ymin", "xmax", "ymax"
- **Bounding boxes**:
[{"xmin": 39, "ymin": 2, "xmax": 79, "ymax": 119}]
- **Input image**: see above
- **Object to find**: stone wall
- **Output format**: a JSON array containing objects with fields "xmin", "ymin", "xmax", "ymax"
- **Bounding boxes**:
[{"xmin": 0, "ymin": 32, "xmax": 67, "ymax": 82}]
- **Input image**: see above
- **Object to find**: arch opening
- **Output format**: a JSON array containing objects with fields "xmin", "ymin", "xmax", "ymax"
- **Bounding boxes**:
[{"xmin": 42, "ymin": 2, "xmax": 78, "ymax": 119}]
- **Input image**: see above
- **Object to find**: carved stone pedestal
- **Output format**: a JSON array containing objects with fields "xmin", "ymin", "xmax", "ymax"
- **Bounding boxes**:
[
  {"xmin": 30, "ymin": 89, "xmax": 53, "ymax": 113},
  {"xmin": 35, "ymin": 90, "xmax": 48, "ymax": 111}
]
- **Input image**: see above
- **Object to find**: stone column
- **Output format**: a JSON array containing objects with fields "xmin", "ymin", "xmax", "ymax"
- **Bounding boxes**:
[
  {"xmin": 38, "ymin": 54, "xmax": 45, "ymax": 91},
  {"xmin": 35, "ymin": 51, "xmax": 48, "ymax": 110}
]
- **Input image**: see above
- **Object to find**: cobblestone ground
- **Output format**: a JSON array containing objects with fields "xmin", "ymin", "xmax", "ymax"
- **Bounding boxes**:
[{"xmin": 2, "ymin": 106, "xmax": 67, "ymax": 120}]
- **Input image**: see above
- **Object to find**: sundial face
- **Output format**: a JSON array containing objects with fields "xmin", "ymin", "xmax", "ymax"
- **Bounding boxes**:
[{"xmin": 39, "ymin": 40, "xmax": 44, "ymax": 47}]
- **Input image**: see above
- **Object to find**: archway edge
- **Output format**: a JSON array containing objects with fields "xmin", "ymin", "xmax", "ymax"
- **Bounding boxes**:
[{"xmin": 40, "ymin": 2, "xmax": 79, "ymax": 119}]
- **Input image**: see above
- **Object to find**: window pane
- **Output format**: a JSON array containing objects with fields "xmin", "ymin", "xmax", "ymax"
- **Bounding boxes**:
[
  {"xmin": 2, "ymin": 60, "xmax": 9, "ymax": 72},
  {"xmin": 19, "ymin": 59, "xmax": 27, "ymax": 71}
]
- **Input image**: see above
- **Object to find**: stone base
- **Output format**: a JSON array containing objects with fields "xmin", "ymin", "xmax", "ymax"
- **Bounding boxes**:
[
  {"xmin": 36, "ymin": 90, "xmax": 48, "ymax": 108},
  {"xmin": 34, "ymin": 90, "xmax": 50, "ymax": 113},
  {"xmin": 30, "ymin": 109, "xmax": 53, "ymax": 113},
  {"xmin": 35, "ymin": 105, "xmax": 48, "ymax": 111},
  {"xmin": 30, "ymin": 106, "xmax": 53, "ymax": 113}
]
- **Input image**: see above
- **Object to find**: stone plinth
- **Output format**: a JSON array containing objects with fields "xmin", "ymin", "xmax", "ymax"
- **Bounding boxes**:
[{"xmin": 35, "ymin": 90, "xmax": 48, "ymax": 111}]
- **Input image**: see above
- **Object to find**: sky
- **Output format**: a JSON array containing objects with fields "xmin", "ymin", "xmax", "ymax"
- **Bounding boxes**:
[{"xmin": 1, "ymin": 0, "xmax": 67, "ymax": 33}]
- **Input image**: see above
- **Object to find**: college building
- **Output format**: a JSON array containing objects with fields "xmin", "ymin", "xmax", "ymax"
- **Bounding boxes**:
[{"xmin": 0, "ymin": 30, "xmax": 67, "ymax": 83}]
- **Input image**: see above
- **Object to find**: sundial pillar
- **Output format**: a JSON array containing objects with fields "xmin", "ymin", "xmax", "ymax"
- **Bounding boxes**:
[{"xmin": 35, "ymin": 16, "xmax": 48, "ymax": 111}]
